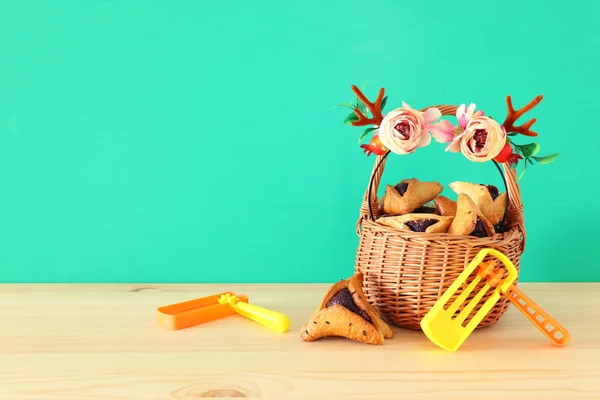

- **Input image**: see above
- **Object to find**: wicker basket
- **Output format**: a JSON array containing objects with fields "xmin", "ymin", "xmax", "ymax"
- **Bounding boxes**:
[{"xmin": 353, "ymin": 105, "xmax": 527, "ymax": 330}]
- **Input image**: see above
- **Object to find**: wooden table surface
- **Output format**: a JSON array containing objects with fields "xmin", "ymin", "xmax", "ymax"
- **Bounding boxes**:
[{"xmin": 0, "ymin": 283, "xmax": 598, "ymax": 399}]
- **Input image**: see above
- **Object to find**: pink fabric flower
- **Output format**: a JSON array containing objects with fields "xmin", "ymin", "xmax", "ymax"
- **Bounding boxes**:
[
  {"xmin": 457, "ymin": 103, "xmax": 480, "ymax": 130},
  {"xmin": 429, "ymin": 119, "xmax": 456, "ymax": 144},
  {"xmin": 378, "ymin": 102, "xmax": 441, "ymax": 155},
  {"xmin": 430, "ymin": 103, "xmax": 484, "ymax": 152},
  {"xmin": 460, "ymin": 116, "xmax": 507, "ymax": 162}
]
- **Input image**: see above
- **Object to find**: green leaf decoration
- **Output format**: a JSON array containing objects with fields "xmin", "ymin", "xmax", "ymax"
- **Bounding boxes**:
[
  {"xmin": 344, "ymin": 112, "xmax": 359, "ymax": 125},
  {"xmin": 533, "ymin": 153, "xmax": 560, "ymax": 164},
  {"xmin": 358, "ymin": 127, "xmax": 377, "ymax": 143},
  {"xmin": 357, "ymin": 101, "xmax": 368, "ymax": 115},
  {"xmin": 381, "ymin": 96, "xmax": 388, "ymax": 111},
  {"xmin": 334, "ymin": 102, "xmax": 354, "ymax": 109},
  {"xmin": 517, "ymin": 162, "xmax": 528, "ymax": 182},
  {"xmin": 512, "ymin": 145, "xmax": 522, "ymax": 156},
  {"xmin": 519, "ymin": 142, "xmax": 541, "ymax": 158}
]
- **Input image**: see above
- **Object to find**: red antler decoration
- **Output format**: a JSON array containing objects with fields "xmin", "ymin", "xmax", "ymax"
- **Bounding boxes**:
[
  {"xmin": 350, "ymin": 85, "xmax": 385, "ymax": 127},
  {"xmin": 502, "ymin": 95, "xmax": 543, "ymax": 137}
]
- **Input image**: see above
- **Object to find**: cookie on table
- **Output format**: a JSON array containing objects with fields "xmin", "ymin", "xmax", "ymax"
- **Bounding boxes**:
[{"xmin": 300, "ymin": 272, "xmax": 393, "ymax": 345}]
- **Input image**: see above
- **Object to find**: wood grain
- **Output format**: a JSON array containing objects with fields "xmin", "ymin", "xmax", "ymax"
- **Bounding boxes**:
[{"xmin": 0, "ymin": 283, "xmax": 598, "ymax": 399}]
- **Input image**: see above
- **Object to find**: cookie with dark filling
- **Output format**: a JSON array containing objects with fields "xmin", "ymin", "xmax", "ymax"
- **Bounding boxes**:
[
  {"xmin": 448, "ymin": 181, "xmax": 507, "ymax": 225},
  {"xmin": 380, "ymin": 178, "xmax": 443, "ymax": 215},
  {"xmin": 300, "ymin": 272, "xmax": 393, "ymax": 345},
  {"xmin": 433, "ymin": 196, "xmax": 457, "ymax": 217},
  {"xmin": 376, "ymin": 213, "xmax": 453, "ymax": 234},
  {"xmin": 447, "ymin": 193, "xmax": 496, "ymax": 238}
]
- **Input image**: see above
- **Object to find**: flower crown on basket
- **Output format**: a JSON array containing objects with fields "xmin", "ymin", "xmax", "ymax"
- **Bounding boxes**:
[{"xmin": 338, "ymin": 84, "xmax": 559, "ymax": 179}]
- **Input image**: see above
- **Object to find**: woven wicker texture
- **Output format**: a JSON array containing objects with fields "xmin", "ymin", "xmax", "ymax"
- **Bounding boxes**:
[{"xmin": 354, "ymin": 105, "xmax": 526, "ymax": 330}]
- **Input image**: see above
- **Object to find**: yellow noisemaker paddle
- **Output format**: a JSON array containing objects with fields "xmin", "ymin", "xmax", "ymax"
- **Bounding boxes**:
[
  {"xmin": 420, "ymin": 248, "xmax": 569, "ymax": 352},
  {"xmin": 218, "ymin": 293, "xmax": 290, "ymax": 333}
]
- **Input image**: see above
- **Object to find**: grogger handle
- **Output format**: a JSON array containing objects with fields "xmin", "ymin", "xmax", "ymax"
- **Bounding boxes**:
[
  {"xmin": 218, "ymin": 294, "xmax": 290, "ymax": 333},
  {"xmin": 504, "ymin": 286, "xmax": 570, "ymax": 346},
  {"xmin": 233, "ymin": 302, "xmax": 290, "ymax": 333}
]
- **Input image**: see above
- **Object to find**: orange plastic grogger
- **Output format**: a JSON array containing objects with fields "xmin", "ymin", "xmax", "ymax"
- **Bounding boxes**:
[
  {"xmin": 157, "ymin": 292, "xmax": 249, "ymax": 330},
  {"xmin": 420, "ymin": 248, "xmax": 570, "ymax": 352}
]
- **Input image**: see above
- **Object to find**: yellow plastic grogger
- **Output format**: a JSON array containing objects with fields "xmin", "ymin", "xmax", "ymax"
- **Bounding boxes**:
[
  {"xmin": 420, "ymin": 248, "xmax": 570, "ymax": 352},
  {"xmin": 218, "ymin": 293, "xmax": 290, "ymax": 333}
]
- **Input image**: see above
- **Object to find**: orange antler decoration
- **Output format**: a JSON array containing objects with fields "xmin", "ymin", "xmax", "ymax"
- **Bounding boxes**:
[
  {"xmin": 502, "ymin": 95, "xmax": 543, "ymax": 137},
  {"xmin": 350, "ymin": 85, "xmax": 385, "ymax": 127}
]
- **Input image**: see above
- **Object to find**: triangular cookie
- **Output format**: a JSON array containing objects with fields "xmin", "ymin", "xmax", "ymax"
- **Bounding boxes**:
[
  {"xmin": 300, "ymin": 272, "xmax": 393, "ymax": 345},
  {"xmin": 377, "ymin": 213, "xmax": 453, "ymax": 233},
  {"xmin": 447, "ymin": 193, "xmax": 496, "ymax": 237},
  {"xmin": 433, "ymin": 196, "xmax": 457, "ymax": 217},
  {"xmin": 448, "ymin": 182, "xmax": 506, "ymax": 225},
  {"xmin": 381, "ymin": 178, "xmax": 443, "ymax": 215}
]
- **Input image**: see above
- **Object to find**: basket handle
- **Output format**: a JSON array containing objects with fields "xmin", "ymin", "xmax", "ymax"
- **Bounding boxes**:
[{"xmin": 355, "ymin": 105, "xmax": 527, "ymax": 250}]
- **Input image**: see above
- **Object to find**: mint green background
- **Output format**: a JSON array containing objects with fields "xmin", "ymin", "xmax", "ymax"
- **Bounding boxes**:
[{"xmin": 1, "ymin": 1, "xmax": 598, "ymax": 283}]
